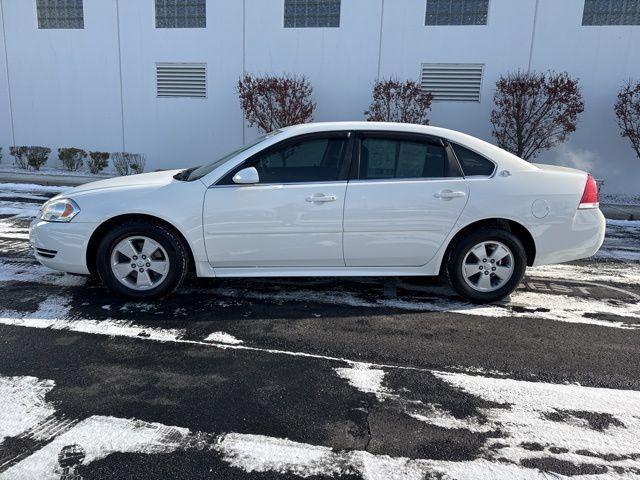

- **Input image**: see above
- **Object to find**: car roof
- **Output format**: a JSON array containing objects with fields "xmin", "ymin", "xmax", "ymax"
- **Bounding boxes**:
[{"xmin": 279, "ymin": 122, "xmax": 537, "ymax": 172}]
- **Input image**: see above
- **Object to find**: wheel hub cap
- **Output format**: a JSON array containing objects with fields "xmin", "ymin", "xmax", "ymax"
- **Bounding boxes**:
[
  {"xmin": 110, "ymin": 236, "xmax": 170, "ymax": 291},
  {"xmin": 461, "ymin": 241, "xmax": 514, "ymax": 293}
]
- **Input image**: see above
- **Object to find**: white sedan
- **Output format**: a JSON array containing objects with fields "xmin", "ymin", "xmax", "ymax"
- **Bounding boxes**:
[{"xmin": 29, "ymin": 122, "xmax": 605, "ymax": 303}]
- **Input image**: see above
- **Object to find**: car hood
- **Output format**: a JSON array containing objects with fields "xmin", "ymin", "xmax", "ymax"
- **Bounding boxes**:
[{"xmin": 58, "ymin": 169, "xmax": 184, "ymax": 198}]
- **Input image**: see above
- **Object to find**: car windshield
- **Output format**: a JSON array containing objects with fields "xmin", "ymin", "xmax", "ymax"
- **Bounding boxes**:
[{"xmin": 182, "ymin": 131, "xmax": 280, "ymax": 182}]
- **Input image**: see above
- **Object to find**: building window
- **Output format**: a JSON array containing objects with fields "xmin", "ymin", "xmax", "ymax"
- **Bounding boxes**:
[
  {"xmin": 284, "ymin": 0, "xmax": 341, "ymax": 28},
  {"xmin": 36, "ymin": 0, "xmax": 84, "ymax": 29},
  {"xmin": 425, "ymin": 0, "xmax": 489, "ymax": 26},
  {"xmin": 582, "ymin": 0, "xmax": 640, "ymax": 26},
  {"xmin": 421, "ymin": 63, "xmax": 484, "ymax": 102},
  {"xmin": 155, "ymin": 0, "xmax": 206, "ymax": 28},
  {"xmin": 156, "ymin": 63, "xmax": 207, "ymax": 98}
]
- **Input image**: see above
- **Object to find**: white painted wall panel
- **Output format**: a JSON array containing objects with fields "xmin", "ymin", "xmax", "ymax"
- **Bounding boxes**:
[
  {"xmin": 244, "ymin": 0, "xmax": 383, "ymax": 140},
  {"xmin": 117, "ymin": 0, "xmax": 244, "ymax": 170},
  {"xmin": 531, "ymin": 0, "xmax": 640, "ymax": 193},
  {"xmin": 379, "ymin": 0, "xmax": 537, "ymax": 141},
  {"xmin": 0, "ymin": 0, "xmax": 123, "ymax": 158},
  {"xmin": 0, "ymin": 1, "xmax": 14, "ymax": 152}
]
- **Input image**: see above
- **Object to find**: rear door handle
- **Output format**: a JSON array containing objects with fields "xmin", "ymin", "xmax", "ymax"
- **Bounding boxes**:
[
  {"xmin": 306, "ymin": 194, "xmax": 337, "ymax": 203},
  {"xmin": 434, "ymin": 190, "xmax": 466, "ymax": 199}
]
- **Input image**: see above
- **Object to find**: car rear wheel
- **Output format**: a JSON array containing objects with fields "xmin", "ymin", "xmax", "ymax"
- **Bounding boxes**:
[
  {"xmin": 447, "ymin": 228, "xmax": 526, "ymax": 303},
  {"xmin": 96, "ymin": 221, "xmax": 189, "ymax": 299}
]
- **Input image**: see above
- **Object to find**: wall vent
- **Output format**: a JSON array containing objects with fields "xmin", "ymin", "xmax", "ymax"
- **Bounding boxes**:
[
  {"xmin": 420, "ymin": 63, "xmax": 484, "ymax": 102},
  {"xmin": 156, "ymin": 63, "xmax": 206, "ymax": 98}
]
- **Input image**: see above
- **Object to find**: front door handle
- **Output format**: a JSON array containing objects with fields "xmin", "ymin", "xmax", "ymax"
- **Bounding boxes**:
[
  {"xmin": 306, "ymin": 194, "xmax": 337, "ymax": 203},
  {"xmin": 434, "ymin": 190, "xmax": 466, "ymax": 200}
]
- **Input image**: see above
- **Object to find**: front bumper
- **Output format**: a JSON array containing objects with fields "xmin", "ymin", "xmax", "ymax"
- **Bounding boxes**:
[{"xmin": 29, "ymin": 219, "xmax": 97, "ymax": 275}]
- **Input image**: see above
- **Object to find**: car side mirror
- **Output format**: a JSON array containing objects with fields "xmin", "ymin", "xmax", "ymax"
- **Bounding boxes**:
[{"xmin": 232, "ymin": 167, "xmax": 260, "ymax": 185}]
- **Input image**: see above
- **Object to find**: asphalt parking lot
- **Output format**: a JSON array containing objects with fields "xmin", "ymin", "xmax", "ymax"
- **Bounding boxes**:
[{"xmin": 0, "ymin": 183, "xmax": 639, "ymax": 480}]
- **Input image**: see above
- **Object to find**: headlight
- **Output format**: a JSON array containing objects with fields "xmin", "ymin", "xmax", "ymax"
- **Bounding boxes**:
[{"xmin": 39, "ymin": 198, "xmax": 81, "ymax": 222}]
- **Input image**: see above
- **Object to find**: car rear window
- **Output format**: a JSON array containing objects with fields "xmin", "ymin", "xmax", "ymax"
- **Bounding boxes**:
[{"xmin": 451, "ymin": 143, "xmax": 495, "ymax": 177}]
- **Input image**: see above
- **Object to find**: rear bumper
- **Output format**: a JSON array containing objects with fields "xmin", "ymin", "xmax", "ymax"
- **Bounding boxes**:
[
  {"xmin": 29, "ymin": 219, "xmax": 96, "ymax": 275},
  {"xmin": 532, "ymin": 208, "xmax": 606, "ymax": 266}
]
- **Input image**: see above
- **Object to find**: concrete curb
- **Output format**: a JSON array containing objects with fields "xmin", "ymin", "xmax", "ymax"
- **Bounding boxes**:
[
  {"xmin": 0, "ymin": 170, "xmax": 113, "ymax": 187},
  {"xmin": 600, "ymin": 204, "xmax": 639, "ymax": 221}
]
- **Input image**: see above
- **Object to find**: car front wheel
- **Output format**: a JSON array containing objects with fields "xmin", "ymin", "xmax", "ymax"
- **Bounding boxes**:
[
  {"xmin": 96, "ymin": 220, "xmax": 189, "ymax": 299},
  {"xmin": 447, "ymin": 228, "xmax": 526, "ymax": 303}
]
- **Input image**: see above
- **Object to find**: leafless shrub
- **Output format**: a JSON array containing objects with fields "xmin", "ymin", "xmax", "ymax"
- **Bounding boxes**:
[
  {"xmin": 112, "ymin": 152, "xmax": 146, "ymax": 176},
  {"xmin": 87, "ymin": 152, "xmax": 110, "ymax": 174},
  {"xmin": 365, "ymin": 78, "xmax": 433, "ymax": 125},
  {"xmin": 58, "ymin": 147, "xmax": 87, "ymax": 172},
  {"xmin": 238, "ymin": 73, "xmax": 316, "ymax": 133},
  {"xmin": 614, "ymin": 80, "xmax": 640, "ymax": 162},
  {"xmin": 10, "ymin": 146, "xmax": 50, "ymax": 170},
  {"xmin": 490, "ymin": 71, "xmax": 584, "ymax": 161},
  {"xmin": 9, "ymin": 146, "xmax": 28, "ymax": 169}
]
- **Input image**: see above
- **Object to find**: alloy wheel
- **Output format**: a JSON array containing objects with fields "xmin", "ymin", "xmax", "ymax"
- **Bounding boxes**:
[
  {"xmin": 110, "ymin": 236, "xmax": 170, "ymax": 291},
  {"xmin": 461, "ymin": 241, "xmax": 515, "ymax": 293}
]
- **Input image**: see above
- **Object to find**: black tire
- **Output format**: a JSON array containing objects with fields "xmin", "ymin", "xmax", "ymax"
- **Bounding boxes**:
[
  {"xmin": 96, "ymin": 220, "xmax": 189, "ymax": 299},
  {"xmin": 446, "ymin": 228, "xmax": 526, "ymax": 304}
]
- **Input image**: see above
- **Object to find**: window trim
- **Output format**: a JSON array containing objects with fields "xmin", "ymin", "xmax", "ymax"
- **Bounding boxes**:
[
  {"xmin": 214, "ymin": 131, "xmax": 354, "ymax": 187},
  {"xmin": 449, "ymin": 141, "xmax": 497, "ymax": 178},
  {"xmin": 283, "ymin": 0, "xmax": 342, "ymax": 29},
  {"xmin": 35, "ymin": 0, "xmax": 85, "ymax": 30},
  {"xmin": 424, "ymin": 0, "xmax": 491, "ymax": 27},
  {"xmin": 350, "ymin": 131, "xmax": 464, "ymax": 182},
  {"xmin": 153, "ymin": 0, "xmax": 207, "ymax": 29}
]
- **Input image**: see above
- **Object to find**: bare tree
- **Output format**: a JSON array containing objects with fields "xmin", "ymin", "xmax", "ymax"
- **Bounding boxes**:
[
  {"xmin": 237, "ymin": 74, "xmax": 316, "ymax": 133},
  {"xmin": 614, "ymin": 80, "xmax": 640, "ymax": 162},
  {"xmin": 490, "ymin": 71, "xmax": 584, "ymax": 161},
  {"xmin": 365, "ymin": 78, "xmax": 433, "ymax": 125}
]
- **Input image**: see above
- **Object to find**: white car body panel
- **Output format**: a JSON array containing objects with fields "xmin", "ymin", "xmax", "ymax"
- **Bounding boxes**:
[
  {"xmin": 203, "ymin": 182, "xmax": 347, "ymax": 267},
  {"xmin": 29, "ymin": 122, "xmax": 605, "ymax": 283},
  {"xmin": 343, "ymin": 178, "xmax": 469, "ymax": 267}
]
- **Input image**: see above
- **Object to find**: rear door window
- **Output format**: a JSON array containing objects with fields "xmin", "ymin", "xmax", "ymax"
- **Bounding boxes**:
[{"xmin": 359, "ymin": 137, "xmax": 453, "ymax": 180}]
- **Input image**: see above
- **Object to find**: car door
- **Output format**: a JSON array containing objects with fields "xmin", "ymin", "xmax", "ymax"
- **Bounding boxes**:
[
  {"xmin": 203, "ymin": 132, "xmax": 352, "ymax": 268},
  {"xmin": 343, "ymin": 132, "xmax": 469, "ymax": 267}
]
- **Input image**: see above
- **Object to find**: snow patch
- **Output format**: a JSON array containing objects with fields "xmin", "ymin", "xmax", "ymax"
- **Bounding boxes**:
[
  {"xmin": 461, "ymin": 290, "xmax": 640, "ymax": 329},
  {"xmin": 0, "ymin": 204, "xmax": 40, "ymax": 218},
  {"xmin": 0, "ymin": 221, "xmax": 28, "ymax": 240},
  {"xmin": 0, "ymin": 296, "xmax": 185, "ymax": 343},
  {"xmin": 0, "ymin": 376, "xmax": 55, "ymax": 443},
  {"xmin": 433, "ymin": 371, "xmax": 640, "ymax": 468},
  {"xmin": 203, "ymin": 331, "xmax": 243, "ymax": 344},
  {"xmin": 0, "ymin": 260, "xmax": 87, "ymax": 286},
  {"xmin": 0, "ymin": 416, "xmax": 190, "ymax": 480},
  {"xmin": 216, "ymin": 433, "xmax": 344, "ymax": 478},
  {"xmin": 528, "ymin": 262, "xmax": 640, "ymax": 285},
  {"xmin": 335, "ymin": 363, "xmax": 388, "ymax": 400},
  {"xmin": 214, "ymin": 432, "xmax": 630, "ymax": 480},
  {"xmin": 0, "ymin": 183, "xmax": 70, "ymax": 193}
]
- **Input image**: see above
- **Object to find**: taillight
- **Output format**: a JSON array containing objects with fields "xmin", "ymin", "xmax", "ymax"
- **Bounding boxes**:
[{"xmin": 578, "ymin": 174, "xmax": 599, "ymax": 209}]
